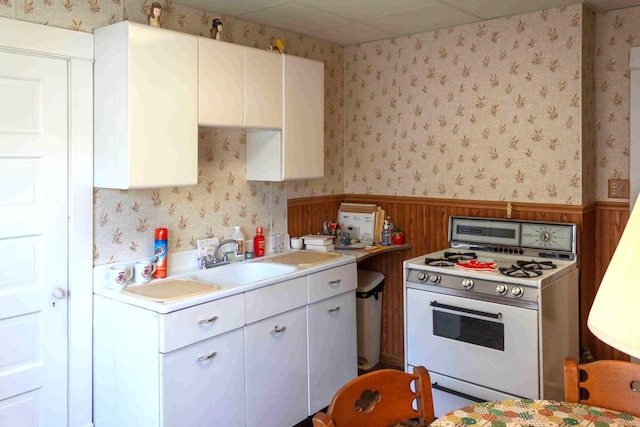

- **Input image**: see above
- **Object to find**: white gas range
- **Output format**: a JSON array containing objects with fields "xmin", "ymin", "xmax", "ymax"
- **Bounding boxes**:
[{"xmin": 404, "ymin": 216, "xmax": 580, "ymax": 417}]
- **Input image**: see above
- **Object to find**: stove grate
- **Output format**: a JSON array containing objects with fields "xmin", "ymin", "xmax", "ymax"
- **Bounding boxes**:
[
  {"xmin": 499, "ymin": 265, "xmax": 543, "ymax": 278},
  {"xmin": 516, "ymin": 260, "xmax": 557, "ymax": 270}
]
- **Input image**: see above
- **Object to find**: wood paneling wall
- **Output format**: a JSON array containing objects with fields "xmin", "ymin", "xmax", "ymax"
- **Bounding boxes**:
[
  {"xmin": 288, "ymin": 195, "xmax": 630, "ymax": 364},
  {"xmin": 591, "ymin": 202, "xmax": 630, "ymax": 360}
]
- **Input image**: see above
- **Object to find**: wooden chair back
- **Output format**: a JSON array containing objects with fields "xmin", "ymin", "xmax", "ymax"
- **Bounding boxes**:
[
  {"xmin": 312, "ymin": 366, "xmax": 435, "ymax": 427},
  {"xmin": 564, "ymin": 357, "xmax": 640, "ymax": 416}
]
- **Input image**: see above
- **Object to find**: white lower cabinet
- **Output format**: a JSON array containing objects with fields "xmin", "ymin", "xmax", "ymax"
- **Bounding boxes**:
[
  {"xmin": 245, "ymin": 307, "xmax": 309, "ymax": 427},
  {"xmin": 161, "ymin": 328, "xmax": 245, "ymax": 426},
  {"xmin": 307, "ymin": 291, "xmax": 358, "ymax": 414},
  {"xmin": 93, "ymin": 260, "xmax": 357, "ymax": 427},
  {"xmin": 93, "ymin": 294, "xmax": 246, "ymax": 427}
]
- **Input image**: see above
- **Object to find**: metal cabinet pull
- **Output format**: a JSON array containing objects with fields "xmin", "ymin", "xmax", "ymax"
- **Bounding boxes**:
[
  {"xmin": 328, "ymin": 306, "xmax": 341, "ymax": 313},
  {"xmin": 197, "ymin": 351, "xmax": 217, "ymax": 361},
  {"xmin": 198, "ymin": 315, "xmax": 218, "ymax": 324},
  {"xmin": 328, "ymin": 279, "xmax": 341, "ymax": 285},
  {"xmin": 271, "ymin": 325, "xmax": 286, "ymax": 334}
]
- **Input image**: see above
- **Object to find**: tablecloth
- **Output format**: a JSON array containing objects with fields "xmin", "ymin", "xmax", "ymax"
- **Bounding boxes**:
[{"xmin": 431, "ymin": 399, "xmax": 640, "ymax": 426}]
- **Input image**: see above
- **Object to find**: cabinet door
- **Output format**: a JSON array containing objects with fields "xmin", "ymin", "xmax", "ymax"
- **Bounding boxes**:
[
  {"xmin": 245, "ymin": 307, "xmax": 307, "ymax": 427},
  {"xmin": 94, "ymin": 21, "xmax": 198, "ymax": 189},
  {"xmin": 161, "ymin": 328, "xmax": 245, "ymax": 427},
  {"xmin": 283, "ymin": 55, "xmax": 324, "ymax": 179},
  {"xmin": 244, "ymin": 48, "xmax": 282, "ymax": 129},
  {"xmin": 307, "ymin": 292, "xmax": 358, "ymax": 414},
  {"xmin": 199, "ymin": 37, "xmax": 244, "ymax": 127}
]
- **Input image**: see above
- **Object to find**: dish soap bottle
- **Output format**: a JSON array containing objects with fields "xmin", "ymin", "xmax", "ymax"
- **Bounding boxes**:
[
  {"xmin": 253, "ymin": 227, "xmax": 265, "ymax": 257},
  {"xmin": 231, "ymin": 225, "xmax": 245, "ymax": 261}
]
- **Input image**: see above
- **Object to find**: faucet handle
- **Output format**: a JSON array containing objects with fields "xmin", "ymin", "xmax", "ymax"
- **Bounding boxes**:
[
  {"xmin": 198, "ymin": 254, "xmax": 214, "ymax": 269},
  {"xmin": 222, "ymin": 251, "xmax": 235, "ymax": 262}
]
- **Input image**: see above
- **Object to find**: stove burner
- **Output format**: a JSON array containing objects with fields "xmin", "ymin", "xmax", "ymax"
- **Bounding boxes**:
[
  {"xmin": 516, "ymin": 260, "xmax": 557, "ymax": 270},
  {"xmin": 425, "ymin": 251, "xmax": 477, "ymax": 267},
  {"xmin": 425, "ymin": 257, "xmax": 456, "ymax": 267},
  {"xmin": 443, "ymin": 251, "xmax": 477, "ymax": 261},
  {"xmin": 499, "ymin": 265, "xmax": 543, "ymax": 278}
]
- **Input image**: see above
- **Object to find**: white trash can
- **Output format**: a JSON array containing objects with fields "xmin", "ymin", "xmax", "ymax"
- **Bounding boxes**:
[{"xmin": 356, "ymin": 269, "xmax": 385, "ymax": 370}]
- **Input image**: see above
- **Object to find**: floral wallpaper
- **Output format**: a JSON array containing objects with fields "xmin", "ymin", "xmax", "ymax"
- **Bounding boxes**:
[
  {"xmin": 3, "ymin": 1, "xmax": 638, "ymax": 264},
  {"xmin": 345, "ymin": 4, "xmax": 592, "ymax": 203},
  {"xmin": 0, "ymin": 0, "xmax": 344, "ymax": 264},
  {"xmin": 595, "ymin": 6, "xmax": 640, "ymax": 202}
]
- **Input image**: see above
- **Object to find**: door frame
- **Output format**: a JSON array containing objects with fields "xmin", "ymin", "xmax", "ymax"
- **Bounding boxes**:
[{"xmin": 0, "ymin": 17, "xmax": 94, "ymax": 427}]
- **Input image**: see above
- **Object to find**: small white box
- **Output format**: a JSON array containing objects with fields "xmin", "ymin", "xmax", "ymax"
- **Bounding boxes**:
[{"xmin": 338, "ymin": 211, "xmax": 375, "ymax": 244}]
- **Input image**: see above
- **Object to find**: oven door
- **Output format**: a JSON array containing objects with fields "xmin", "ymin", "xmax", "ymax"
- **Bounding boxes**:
[{"xmin": 406, "ymin": 288, "xmax": 539, "ymax": 399}]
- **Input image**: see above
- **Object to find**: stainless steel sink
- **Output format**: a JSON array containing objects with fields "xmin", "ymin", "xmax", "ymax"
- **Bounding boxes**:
[{"xmin": 189, "ymin": 261, "xmax": 297, "ymax": 287}]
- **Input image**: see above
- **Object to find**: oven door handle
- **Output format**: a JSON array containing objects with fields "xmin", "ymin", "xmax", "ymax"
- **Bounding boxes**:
[
  {"xmin": 430, "ymin": 301, "xmax": 502, "ymax": 320},
  {"xmin": 432, "ymin": 382, "xmax": 486, "ymax": 403}
]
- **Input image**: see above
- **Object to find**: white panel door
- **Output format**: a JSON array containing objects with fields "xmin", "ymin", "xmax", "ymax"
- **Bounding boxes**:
[{"xmin": 0, "ymin": 51, "xmax": 68, "ymax": 426}]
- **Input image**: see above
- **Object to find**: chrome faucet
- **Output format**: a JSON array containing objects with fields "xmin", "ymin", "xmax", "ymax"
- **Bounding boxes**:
[{"xmin": 198, "ymin": 239, "xmax": 239, "ymax": 269}]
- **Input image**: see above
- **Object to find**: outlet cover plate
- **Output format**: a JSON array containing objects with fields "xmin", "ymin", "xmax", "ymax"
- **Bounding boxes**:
[{"xmin": 608, "ymin": 179, "xmax": 630, "ymax": 198}]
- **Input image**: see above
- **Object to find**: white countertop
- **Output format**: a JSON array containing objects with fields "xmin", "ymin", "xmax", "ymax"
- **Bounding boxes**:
[{"xmin": 93, "ymin": 250, "xmax": 357, "ymax": 314}]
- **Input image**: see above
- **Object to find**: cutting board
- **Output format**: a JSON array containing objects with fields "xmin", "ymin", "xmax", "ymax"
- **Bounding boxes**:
[
  {"xmin": 122, "ymin": 279, "xmax": 221, "ymax": 302},
  {"xmin": 266, "ymin": 250, "xmax": 342, "ymax": 267}
]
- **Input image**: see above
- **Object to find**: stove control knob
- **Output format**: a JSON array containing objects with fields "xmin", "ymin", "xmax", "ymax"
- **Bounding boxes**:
[
  {"xmin": 461, "ymin": 278, "xmax": 474, "ymax": 289},
  {"xmin": 416, "ymin": 272, "xmax": 428, "ymax": 282},
  {"xmin": 511, "ymin": 286, "xmax": 524, "ymax": 298},
  {"xmin": 495, "ymin": 283, "xmax": 508, "ymax": 295},
  {"xmin": 428, "ymin": 274, "xmax": 441, "ymax": 284}
]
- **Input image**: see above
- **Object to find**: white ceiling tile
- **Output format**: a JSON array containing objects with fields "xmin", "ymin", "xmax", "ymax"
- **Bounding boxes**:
[
  {"xmin": 169, "ymin": 0, "xmax": 640, "ymax": 46},
  {"xmin": 240, "ymin": 2, "xmax": 353, "ymax": 33},
  {"xmin": 585, "ymin": 0, "xmax": 640, "ymax": 12},
  {"xmin": 183, "ymin": 0, "xmax": 293, "ymax": 16},
  {"xmin": 308, "ymin": 21, "xmax": 397, "ymax": 45},
  {"xmin": 297, "ymin": 0, "xmax": 442, "ymax": 21},
  {"xmin": 444, "ymin": 0, "xmax": 580, "ymax": 20},
  {"xmin": 367, "ymin": 3, "xmax": 480, "ymax": 35}
]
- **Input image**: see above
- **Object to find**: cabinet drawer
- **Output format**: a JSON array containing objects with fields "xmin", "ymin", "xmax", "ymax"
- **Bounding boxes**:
[
  {"xmin": 159, "ymin": 294, "xmax": 245, "ymax": 353},
  {"xmin": 308, "ymin": 263, "xmax": 357, "ymax": 303},
  {"xmin": 245, "ymin": 277, "xmax": 307, "ymax": 324}
]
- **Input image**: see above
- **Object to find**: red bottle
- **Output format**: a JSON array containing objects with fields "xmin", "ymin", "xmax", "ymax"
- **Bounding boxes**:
[
  {"xmin": 154, "ymin": 228, "xmax": 168, "ymax": 278},
  {"xmin": 254, "ymin": 227, "xmax": 265, "ymax": 257}
]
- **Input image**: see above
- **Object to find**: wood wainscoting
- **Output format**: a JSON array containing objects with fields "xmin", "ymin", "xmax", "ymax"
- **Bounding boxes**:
[{"xmin": 288, "ymin": 195, "xmax": 630, "ymax": 364}]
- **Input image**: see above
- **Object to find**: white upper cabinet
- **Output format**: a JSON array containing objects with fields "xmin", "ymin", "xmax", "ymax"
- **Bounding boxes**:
[
  {"xmin": 283, "ymin": 55, "xmax": 325, "ymax": 180},
  {"xmin": 93, "ymin": 22, "xmax": 198, "ymax": 189},
  {"xmin": 244, "ymin": 48, "xmax": 283, "ymax": 129},
  {"xmin": 245, "ymin": 54, "xmax": 324, "ymax": 181},
  {"xmin": 198, "ymin": 37, "xmax": 244, "ymax": 128}
]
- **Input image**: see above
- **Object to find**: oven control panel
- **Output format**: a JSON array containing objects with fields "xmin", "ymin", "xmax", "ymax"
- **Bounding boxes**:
[
  {"xmin": 449, "ymin": 216, "xmax": 577, "ymax": 258},
  {"xmin": 406, "ymin": 268, "xmax": 538, "ymax": 306}
]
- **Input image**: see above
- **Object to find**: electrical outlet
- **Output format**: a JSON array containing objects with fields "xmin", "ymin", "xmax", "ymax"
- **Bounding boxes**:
[{"xmin": 608, "ymin": 179, "xmax": 630, "ymax": 199}]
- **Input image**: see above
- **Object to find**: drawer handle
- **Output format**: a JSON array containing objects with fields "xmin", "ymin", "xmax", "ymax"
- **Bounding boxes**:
[
  {"xmin": 271, "ymin": 325, "xmax": 286, "ymax": 334},
  {"xmin": 328, "ymin": 306, "xmax": 341, "ymax": 313},
  {"xmin": 328, "ymin": 279, "xmax": 341, "ymax": 285},
  {"xmin": 197, "ymin": 351, "xmax": 217, "ymax": 361},
  {"xmin": 198, "ymin": 315, "xmax": 218, "ymax": 325}
]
